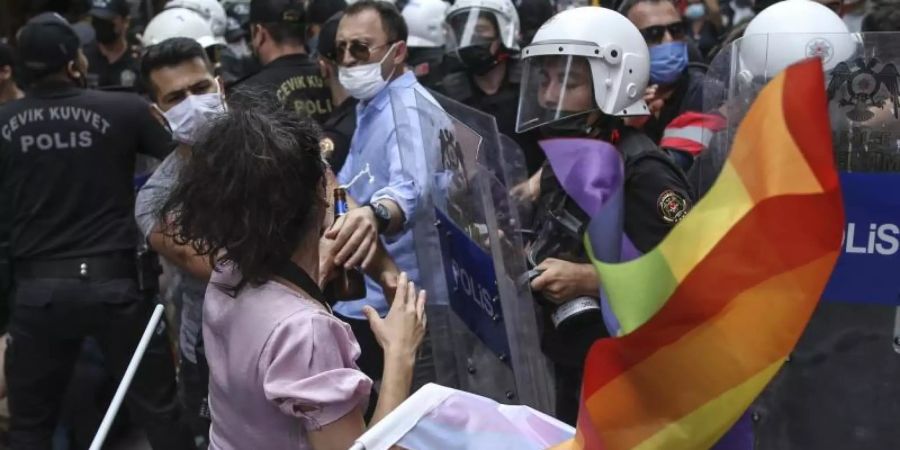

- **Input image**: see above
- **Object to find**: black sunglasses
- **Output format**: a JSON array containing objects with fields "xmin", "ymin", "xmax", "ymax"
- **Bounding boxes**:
[
  {"xmin": 335, "ymin": 40, "xmax": 394, "ymax": 63},
  {"xmin": 639, "ymin": 22, "xmax": 686, "ymax": 45}
]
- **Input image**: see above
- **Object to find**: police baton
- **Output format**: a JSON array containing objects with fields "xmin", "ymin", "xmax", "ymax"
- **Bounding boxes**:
[{"xmin": 89, "ymin": 304, "xmax": 166, "ymax": 450}]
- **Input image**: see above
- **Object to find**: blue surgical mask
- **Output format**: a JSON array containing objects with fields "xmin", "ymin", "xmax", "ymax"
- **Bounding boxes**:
[
  {"xmin": 685, "ymin": 3, "xmax": 707, "ymax": 20},
  {"xmin": 649, "ymin": 41, "xmax": 689, "ymax": 86}
]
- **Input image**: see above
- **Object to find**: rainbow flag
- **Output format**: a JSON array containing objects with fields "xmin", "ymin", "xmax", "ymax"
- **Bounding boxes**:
[{"xmin": 550, "ymin": 58, "xmax": 845, "ymax": 449}]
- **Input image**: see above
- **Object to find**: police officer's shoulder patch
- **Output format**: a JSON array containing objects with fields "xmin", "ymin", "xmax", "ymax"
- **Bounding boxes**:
[
  {"xmin": 319, "ymin": 137, "xmax": 335, "ymax": 153},
  {"xmin": 657, "ymin": 190, "xmax": 690, "ymax": 224}
]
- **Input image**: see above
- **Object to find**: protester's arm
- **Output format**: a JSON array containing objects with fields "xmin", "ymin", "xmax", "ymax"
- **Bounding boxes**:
[
  {"xmin": 363, "ymin": 273, "xmax": 426, "ymax": 426},
  {"xmin": 308, "ymin": 274, "xmax": 426, "ymax": 450},
  {"xmin": 135, "ymin": 154, "xmax": 212, "ymax": 281},
  {"xmin": 147, "ymin": 225, "xmax": 213, "ymax": 281}
]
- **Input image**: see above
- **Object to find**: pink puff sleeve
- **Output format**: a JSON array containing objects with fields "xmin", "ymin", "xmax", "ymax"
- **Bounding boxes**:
[{"xmin": 259, "ymin": 310, "xmax": 373, "ymax": 431}]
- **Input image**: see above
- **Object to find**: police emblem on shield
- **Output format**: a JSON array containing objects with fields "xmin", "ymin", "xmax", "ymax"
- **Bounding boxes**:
[
  {"xmin": 806, "ymin": 38, "xmax": 834, "ymax": 64},
  {"xmin": 658, "ymin": 190, "xmax": 689, "ymax": 224},
  {"xmin": 827, "ymin": 58, "xmax": 900, "ymax": 122}
]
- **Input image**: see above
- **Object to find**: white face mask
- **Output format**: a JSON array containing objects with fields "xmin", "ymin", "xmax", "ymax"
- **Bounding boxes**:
[
  {"xmin": 158, "ymin": 82, "xmax": 227, "ymax": 146},
  {"xmin": 338, "ymin": 43, "xmax": 398, "ymax": 100}
]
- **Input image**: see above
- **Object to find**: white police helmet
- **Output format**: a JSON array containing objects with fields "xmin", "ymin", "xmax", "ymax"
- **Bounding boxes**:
[
  {"xmin": 446, "ymin": 0, "xmax": 520, "ymax": 51},
  {"xmin": 740, "ymin": 0, "xmax": 858, "ymax": 79},
  {"xmin": 403, "ymin": 0, "xmax": 450, "ymax": 48},
  {"xmin": 516, "ymin": 6, "xmax": 650, "ymax": 132},
  {"xmin": 164, "ymin": 0, "xmax": 228, "ymax": 46},
  {"xmin": 142, "ymin": 8, "xmax": 218, "ymax": 49}
]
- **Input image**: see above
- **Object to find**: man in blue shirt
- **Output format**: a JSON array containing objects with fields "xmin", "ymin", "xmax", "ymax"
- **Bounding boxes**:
[{"xmin": 325, "ymin": 0, "xmax": 445, "ymax": 382}]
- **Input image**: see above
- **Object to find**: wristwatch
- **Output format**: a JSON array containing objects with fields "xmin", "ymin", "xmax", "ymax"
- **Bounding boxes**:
[{"xmin": 366, "ymin": 202, "xmax": 392, "ymax": 234}]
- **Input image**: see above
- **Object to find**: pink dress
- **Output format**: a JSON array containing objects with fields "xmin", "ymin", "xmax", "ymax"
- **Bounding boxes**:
[{"xmin": 203, "ymin": 265, "xmax": 373, "ymax": 449}]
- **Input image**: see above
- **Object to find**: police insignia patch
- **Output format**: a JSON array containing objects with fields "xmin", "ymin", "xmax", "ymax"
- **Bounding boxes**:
[
  {"xmin": 319, "ymin": 137, "xmax": 335, "ymax": 153},
  {"xmin": 120, "ymin": 69, "xmax": 136, "ymax": 87},
  {"xmin": 658, "ymin": 190, "xmax": 689, "ymax": 224}
]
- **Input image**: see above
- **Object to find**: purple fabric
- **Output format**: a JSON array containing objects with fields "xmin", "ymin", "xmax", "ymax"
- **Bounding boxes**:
[
  {"xmin": 711, "ymin": 413, "xmax": 755, "ymax": 450},
  {"xmin": 540, "ymin": 138, "xmax": 636, "ymax": 335},
  {"xmin": 203, "ymin": 265, "xmax": 373, "ymax": 450},
  {"xmin": 538, "ymin": 138, "xmax": 624, "ymax": 217}
]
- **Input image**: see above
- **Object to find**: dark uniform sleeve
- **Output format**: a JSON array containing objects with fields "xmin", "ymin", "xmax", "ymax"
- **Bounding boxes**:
[
  {"xmin": 624, "ymin": 155, "xmax": 694, "ymax": 253},
  {"xmin": 133, "ymin": 97, "xmax": 173, "ymax": 160}
]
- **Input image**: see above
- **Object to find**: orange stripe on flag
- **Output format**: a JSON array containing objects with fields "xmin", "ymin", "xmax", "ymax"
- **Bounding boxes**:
[{"xmin": 727, "ymin": 73, "xmax": 824, "ymax": 203}]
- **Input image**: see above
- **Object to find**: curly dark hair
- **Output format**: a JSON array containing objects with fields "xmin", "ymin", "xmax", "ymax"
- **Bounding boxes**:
[{"xmin": 159, "ymin": 97, "xmax": 327, "ymax": 291}]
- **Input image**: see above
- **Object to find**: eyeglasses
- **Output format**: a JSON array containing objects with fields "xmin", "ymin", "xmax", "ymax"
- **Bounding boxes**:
[
  {"xmin": 639, "ymin": 22, "xmax": 686, "ymax": 45},
  {"xmin": 335, "ymin": 40, "xmax": 393, "ymax": 63}
]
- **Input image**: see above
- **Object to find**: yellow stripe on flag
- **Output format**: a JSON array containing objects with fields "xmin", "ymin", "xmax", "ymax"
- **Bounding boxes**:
[
  {"xmin": 658, "ymin": 162, "xmax": 753, "ymax": 284},
  {"xmin": 632, "ymin": 360, "xmax": 783, "ymax": 450}
]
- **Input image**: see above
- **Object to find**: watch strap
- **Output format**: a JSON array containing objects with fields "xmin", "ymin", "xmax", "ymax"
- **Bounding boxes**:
[{"xmin": 367, "ymin": 202, "xmax": 390, "ymax": 234}]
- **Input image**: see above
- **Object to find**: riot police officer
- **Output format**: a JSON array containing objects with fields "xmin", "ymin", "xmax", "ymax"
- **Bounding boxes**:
[
  {"xmin": 443, "ymin": 0, "xmax": 545, "ymax": 174},
  {"xmin": 402, "ymin": 0, "xmax": 451, "ymax": 90},
  {"xmin": 229, "ymin": 0, "xmax": 333, "ymax": 124},
  {"xmin": 0, "ymin": 14, "xmax": 193, "ymax": 449},
  {"xmin": 83, "ymin": 0, "xmax": 141, "ymax": 90},
  {"xmin": 515, "ymin": 6, "xmax": 694, "ymax": 424}
]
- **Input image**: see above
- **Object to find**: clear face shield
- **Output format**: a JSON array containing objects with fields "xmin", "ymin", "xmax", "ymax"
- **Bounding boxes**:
[
  {"xmin": 445, "ymin": 7, "xmax": 502, "ymax": 52},
  {"xmin": 515, "ymin": 54, "xmax": 600, "ymax": 133}
]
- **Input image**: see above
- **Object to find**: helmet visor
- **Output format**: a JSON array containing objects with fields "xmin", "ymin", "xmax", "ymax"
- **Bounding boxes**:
[
  {"xmin": 445, "ymin": 7, "xmax": 501, "ymax": 52},
  {"xmin": 516, "ymin": 54, "xmax": 599, "ymax": 133}
]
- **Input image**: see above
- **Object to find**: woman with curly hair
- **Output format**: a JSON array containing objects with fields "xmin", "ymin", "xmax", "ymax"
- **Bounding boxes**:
[{"xmin": 159, "ymin": 104, "xmax": 426, "ymax": 450}]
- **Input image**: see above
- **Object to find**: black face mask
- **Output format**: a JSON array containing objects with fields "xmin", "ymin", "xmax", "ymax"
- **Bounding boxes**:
[
  {"xmin": 540, "ymin": 116, "xmax": 591, "ymax": 138},
  {"xmin": 92, "ymin": 18, "xmax": 119, "ymax": 45},
  {"xmin": 539, "ymin": 111, "xmax": 618, "ymax": 140},
  {"xmin": 457, "ymin": 42, "xmax": 502, "ymax": 76},
  {"xmin": 408, "ymin": 47, "xmax": 444, "ymax": 68}
]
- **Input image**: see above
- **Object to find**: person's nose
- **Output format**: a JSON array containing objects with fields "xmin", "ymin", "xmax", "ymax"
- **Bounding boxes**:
[
  {"xmin": 662, "ymin": 29, "xmax": 674, "ymax": 44},
  {"xmin": 540, "ymin": 78, "xmax": 562, "ymax": 108},
  {"xmin": 340, "ymin": 48, "xmax": 357, "ymax": 67}
]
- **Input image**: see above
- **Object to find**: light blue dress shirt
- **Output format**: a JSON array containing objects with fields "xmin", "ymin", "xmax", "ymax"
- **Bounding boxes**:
[{"xmin": 334, "ymin": 71, "xmax": 444, "ymax": 320}]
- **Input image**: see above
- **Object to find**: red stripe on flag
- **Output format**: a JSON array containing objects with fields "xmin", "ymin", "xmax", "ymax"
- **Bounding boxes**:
[{"xmin": 782, "ymin": 59, "xmax": 840, "ymax": 191}]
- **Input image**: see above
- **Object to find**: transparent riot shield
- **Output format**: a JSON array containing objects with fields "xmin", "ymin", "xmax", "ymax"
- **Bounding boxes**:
[
  {"xmin": 702, "ymin": 33, "xmax": 900, "ymax": 449},
  {"xmin": 389, "ymin": 88, "xmax": 554, "ymax": 413}
]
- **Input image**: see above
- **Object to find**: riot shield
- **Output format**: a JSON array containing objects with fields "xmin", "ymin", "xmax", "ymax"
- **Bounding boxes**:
[
  {"xmin": 702, "ymin": 33, "xmax": 900, "ymax": 449},
  {"xmin": 389, "ymin": 88, "xmax": 554, "ymax": 413}
]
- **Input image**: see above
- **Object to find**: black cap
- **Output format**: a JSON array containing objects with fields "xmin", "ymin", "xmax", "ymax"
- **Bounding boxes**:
[
  {"xmin": 250, "ymin": 0, "xmax": 306, "ymax": 24},
  {"xmin": 90, "ymin": 0, "xmax": 130, "ymax": 20},
  {"xmin": 307, "ymin": 0, "xmax": 347, "ymax": 25},
  {"xmin": 317, "ymin": 12, "xmax": 342, "ymax": 61},
  {"xmin": 18, "ymin": 13, "xmax": 81, "ymax": 76}
]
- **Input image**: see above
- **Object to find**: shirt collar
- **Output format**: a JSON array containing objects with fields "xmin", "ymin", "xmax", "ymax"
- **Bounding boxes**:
[
  {"xmin": 360, "ymin": 71, "xmax": 417, "ymax": 113},
  {"xmin": 264, "ymin": 53, "xmax": 313, "ymax": 69}
]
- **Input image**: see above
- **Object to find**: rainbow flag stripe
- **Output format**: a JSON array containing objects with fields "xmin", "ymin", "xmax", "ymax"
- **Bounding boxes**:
[{"xmin": 560, "ymin": 58, "xmax": 844, "ymax": 449}]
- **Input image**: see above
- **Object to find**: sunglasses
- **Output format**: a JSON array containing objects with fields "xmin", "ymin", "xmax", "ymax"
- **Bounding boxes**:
[
  {"xmin": 335, "ymin": 40, "xmax": 394, "ymax": 63},
  {"xmin": 639, "ymin": 22, "xmax": 686, "ymax": 45}
]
